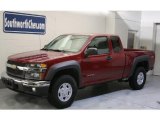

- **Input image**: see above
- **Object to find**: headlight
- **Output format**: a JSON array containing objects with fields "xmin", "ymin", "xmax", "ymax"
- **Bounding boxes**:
[{"xmin": 25, "ymin": 64, "xmax": 47, "ymax": 80}]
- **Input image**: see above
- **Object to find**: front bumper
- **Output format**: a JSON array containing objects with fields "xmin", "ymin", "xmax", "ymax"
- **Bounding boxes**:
[{"xmin": 1, "ymin": 72, "xmax": 50, "ymax": 97}]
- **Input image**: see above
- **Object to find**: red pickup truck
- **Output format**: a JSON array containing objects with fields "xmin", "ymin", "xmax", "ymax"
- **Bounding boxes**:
[{"xmin": 1, "ymin": 34, "xmax": 155, "ymax": 108}]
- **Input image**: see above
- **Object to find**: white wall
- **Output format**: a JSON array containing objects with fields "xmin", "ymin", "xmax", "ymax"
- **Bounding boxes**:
[
  {"xmin": 0, "ymin": 11, "xmax": 107, "ymax": 75},
  {"xmin": 140, "ymin": 11, "xmax": 160, "ymax": 50},
  {"xmin": 114, "ymin": 11, "xmax": 141, "ymax": 48},
  {"xmin": 105, "ymin": 12, "xmax": 116, "ymax": 34}
]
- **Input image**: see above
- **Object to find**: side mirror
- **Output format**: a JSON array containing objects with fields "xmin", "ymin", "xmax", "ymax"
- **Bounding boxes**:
[{"xmin": 85, "ymin": 48, "xmax": 98, "ymax": 57}]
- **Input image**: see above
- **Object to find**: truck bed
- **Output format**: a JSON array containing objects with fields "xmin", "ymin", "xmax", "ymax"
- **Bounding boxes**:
[
  {"xmin": 124, "ymin": 48, "xmax": 152, "ymax": 52},
  {"xmin": 122, "ymin": 48, "xmax": 155, "ymax": 79},
  {"xmin": 124, "ymin": 48, "xmax": 154, "ymax": 57}
]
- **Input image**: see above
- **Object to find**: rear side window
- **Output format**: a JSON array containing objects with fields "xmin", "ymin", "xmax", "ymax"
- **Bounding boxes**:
[
  {"xmin": 110, "ymin": 36, "xmax": 122, "ymax": 52},
  {"xmin": 88, "ymin": 36, "xmax": 109, "ymax": 55}
]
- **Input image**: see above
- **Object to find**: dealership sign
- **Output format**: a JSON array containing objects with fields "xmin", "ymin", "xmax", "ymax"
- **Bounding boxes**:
[{"xmin": 3, "ymin": 11, "xmax": 46, "ymax": 34}]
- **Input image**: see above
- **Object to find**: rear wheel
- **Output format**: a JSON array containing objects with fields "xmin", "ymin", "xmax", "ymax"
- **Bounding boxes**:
[
  {"xmin": 48, "ymin": 75, "xmax": 77, "ymax": 109},
  {"xmin": 129, "ymin": 67, "xmax": 146, "ymax": 90}
]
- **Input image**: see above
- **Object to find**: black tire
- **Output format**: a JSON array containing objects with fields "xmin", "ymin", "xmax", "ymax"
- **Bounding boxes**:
[
  {"xmin": 129, "ymin": 67, "xmax": 146, "ymax": 90},
  {"xmin": 48, "ymin": 75, "xmax": 77, "ymax": 109}
]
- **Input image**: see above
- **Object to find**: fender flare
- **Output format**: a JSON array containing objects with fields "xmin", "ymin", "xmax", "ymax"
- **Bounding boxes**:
[
  {"xmin": 45, "ymin": 60, "xmax": 81, "ymax": 85},
  {"xmin": 129, "ymin": 55, "xmax": 149, "ymax": 77}
]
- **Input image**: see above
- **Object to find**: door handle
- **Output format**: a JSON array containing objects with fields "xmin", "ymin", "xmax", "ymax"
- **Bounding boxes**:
[{"xmin": 106, "ymin": 56, "xmax": 112, "ymax": 60}]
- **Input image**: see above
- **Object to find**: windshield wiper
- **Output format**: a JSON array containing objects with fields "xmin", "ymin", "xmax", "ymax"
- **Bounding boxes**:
[
  {"xmin": 41, "ymin": 48, "xmax": 49, "ymax": 51},
  {"xmin": 46, "ymin": 49, "xmax": 67, "ymax": 52},
  {"xmin": 51, "ymin": 49, "xmax": 64, "ymax": 52},
  {"xmin": 41, "ymin": 48, "xmax": 62, "ymax": 52},
  {"xmin": 41, "ymin": 48, "xmax": 73, "ymax": 53}
]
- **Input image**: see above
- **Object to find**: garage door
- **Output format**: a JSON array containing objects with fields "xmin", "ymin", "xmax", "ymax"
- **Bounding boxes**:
[{"xmin": 153, "ymin": 25, "xmax": 160, "ymax": 75}]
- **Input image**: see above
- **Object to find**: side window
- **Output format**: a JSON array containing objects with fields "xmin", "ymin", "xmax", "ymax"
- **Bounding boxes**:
[
  {"xmin": 88, "ymin": 37, "xmax": 109, "ymax": 55},
  {"xmin": 110, "ymin": 36, "xmax": 122, "ymax": 52}
]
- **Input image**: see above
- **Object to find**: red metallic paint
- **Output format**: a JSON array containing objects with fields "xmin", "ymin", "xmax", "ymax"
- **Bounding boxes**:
[{"xmin": 8, "ymin": 34, "xmax": 155, "ymax": 88}]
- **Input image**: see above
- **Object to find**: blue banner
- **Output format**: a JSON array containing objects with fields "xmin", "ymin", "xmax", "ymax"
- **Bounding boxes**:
[{"xmin": 3, "ymin": 11, "xmax": 46, "ymax": 35}]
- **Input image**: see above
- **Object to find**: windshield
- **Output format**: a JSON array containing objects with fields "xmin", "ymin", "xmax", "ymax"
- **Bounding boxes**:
[{"xmin": 42, "ymin": 35, "xmax": 89, "ymax": 53}]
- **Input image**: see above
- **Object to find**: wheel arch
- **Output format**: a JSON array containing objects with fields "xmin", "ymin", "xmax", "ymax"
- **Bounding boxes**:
[
  {"xmin": 45, "ymin": 60, "xmax": 81, "ymax": 88},
  {"xmin": 129, "ymin": 55, "xmax": 149, "ymax": 77}
]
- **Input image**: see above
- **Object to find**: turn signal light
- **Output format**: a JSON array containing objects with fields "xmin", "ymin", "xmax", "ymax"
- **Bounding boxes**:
[{"xmin": 40, "ymin": 64, "xmax": 47, "ymax": 68}]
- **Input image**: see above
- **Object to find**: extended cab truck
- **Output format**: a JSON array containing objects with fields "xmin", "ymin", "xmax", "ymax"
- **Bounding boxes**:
[{"xmin": 1, "ymin": 34, "xmax": 155, "ymax": 108}]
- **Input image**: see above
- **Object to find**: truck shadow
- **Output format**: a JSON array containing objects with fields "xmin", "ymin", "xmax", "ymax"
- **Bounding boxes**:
[
  {"xmin": 75, "ymin": 81, "xmax": 130, "ymax": 101},
  {"xmin": 9, "ymin": 81, "xmax": 130, "ymax": 109},
  {"xmin": 12, "ymin": 93, "xmax": 55, "ymax": 109}
]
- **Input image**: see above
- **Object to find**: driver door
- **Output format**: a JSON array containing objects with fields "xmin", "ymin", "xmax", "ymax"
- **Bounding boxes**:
[{"xmin": 82, "ymin": 36, "xmax": 113, "ymax": 85}]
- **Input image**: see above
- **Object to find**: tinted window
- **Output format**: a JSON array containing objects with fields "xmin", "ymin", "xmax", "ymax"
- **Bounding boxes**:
[
  {"xmin": 88, "ymin": 37, "xmax": 109, "ymax": 55},
  {"xmin": 110, "ymin": 36, "xmax": 122, "ymax": 52}
]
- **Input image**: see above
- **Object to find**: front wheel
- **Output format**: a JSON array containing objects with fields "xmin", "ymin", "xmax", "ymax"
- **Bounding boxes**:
[
  {"xmin": 129, "ymin": 67, "xmax": 146, "ymax": 90},
  {"xmin": 48, "ymin": 75, "xmax": 77, "ymax": 109}
]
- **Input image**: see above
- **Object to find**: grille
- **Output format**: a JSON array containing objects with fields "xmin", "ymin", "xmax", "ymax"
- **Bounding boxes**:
[{"xmin": 7, "ymin": 60, "xmax": 26, "ymax": 79}]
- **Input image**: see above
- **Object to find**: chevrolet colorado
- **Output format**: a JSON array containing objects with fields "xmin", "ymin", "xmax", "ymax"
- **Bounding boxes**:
[{"xmin": 1, "ymin": 34, "xmax": 155, "ymax": 108}]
